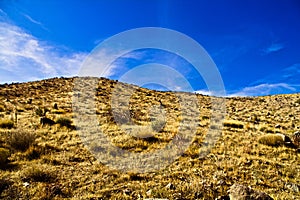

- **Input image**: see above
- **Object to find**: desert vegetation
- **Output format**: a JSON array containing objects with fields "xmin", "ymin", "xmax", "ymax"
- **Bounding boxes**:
[{"xmin": 0, "ymin": 77, "xmax": 299, "ymax": 199}]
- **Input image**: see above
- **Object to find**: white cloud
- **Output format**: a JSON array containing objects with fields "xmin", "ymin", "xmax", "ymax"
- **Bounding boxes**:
[
  {"xmin": 0, "ymin": 20, "xmax": 87, "ymax": 83},
  {"xmin": 22, "ymin": 13, "xmax": 48, "ymax": 31},
  {"xmin": 195, "ymin": 90, "xmax": 214, "ymax": 96},
  {"xmin": 262, "ymin": 42, "xmax": 284, "ymax": 55},
  {"xmin": 228, "ymin": 83, "xmax": 296, "ymax": 97}
]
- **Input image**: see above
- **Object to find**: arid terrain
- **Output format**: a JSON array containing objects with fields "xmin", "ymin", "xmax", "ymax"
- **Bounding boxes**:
[{"xmin": 0, "ymin": 77, "xmax": 299, "ymax": 199}]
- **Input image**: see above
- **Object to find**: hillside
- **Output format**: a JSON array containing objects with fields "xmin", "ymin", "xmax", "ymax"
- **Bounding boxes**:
[{"xmin": 0, "ymin": 77, "xmax": 299, "ymax": 199}]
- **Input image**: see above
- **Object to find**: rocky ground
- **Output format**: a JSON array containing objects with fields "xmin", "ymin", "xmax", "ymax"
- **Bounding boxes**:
[{"xmin": 0, "ymin": 77, "xmax": 299, "ymax": 199}]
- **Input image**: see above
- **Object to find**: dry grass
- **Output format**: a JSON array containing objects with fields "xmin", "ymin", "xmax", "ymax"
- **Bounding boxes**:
[
  {"xmin": 0, "ymin": 148, "xmax": 10, "ymax": 165},
  {"xmin": 0, "ymin": 77, "xmax": 299, "ymax": 199},
  {"xmin": 258, "ymin": 133, "xmax": 285, "ymax": 147},
  {"xmin": 0, "ymin": 119, "xmax": 14, "ymax": 129},
  {"xmin": 7, "ymin": 130, "xmax": 36, "ymax": 151}
]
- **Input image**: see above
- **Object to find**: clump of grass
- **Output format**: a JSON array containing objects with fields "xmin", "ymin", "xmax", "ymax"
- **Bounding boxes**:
[
  {"xmin": 223, "ymin": 120, "xmax": 244, "ymax": 129},
  {"xmin": 295, "ymin": 99, "xmax": 300, "ymax": 104},
  {"xmin": 0, "ymin": 148, "xmax": 10, "ymax": 165},
  {"xmin": 35, "ymin": 107, "xmax": 49, "ymax": 117},
  {"xmin": 0, "ymin": 175, "xmax": 12, "ymax": 195},
  {"xmin": 0, "ymin": 105, "xmax": 5, "ymax": 112},
  {"xmin": 258, "ymin": 133, "xmax": 285, "ymax": 147},
  {"xmin": 56, "ymin": 117, "xmax": 73, "ymax": 128},
  {"xmin": 0, "ymin": 119, "xmax": 14, "ymax": 129},
  {"xmin": 8, "ymin": 130, "xmax": 36, "ymax": 151},
  {"xmin": 22, "ymin": 165, "xmax": 56, "ymax": 183},
  {"xmin": 24, "ymin": 145, "xmax": 43, "ymax": 160},
  {"xmin": 259, "ymin": 126, "xmax": 275, "ymax": 133},
  {"xmin": 51, "ymin": 109, "xmax": 65, "ymax": 114}
]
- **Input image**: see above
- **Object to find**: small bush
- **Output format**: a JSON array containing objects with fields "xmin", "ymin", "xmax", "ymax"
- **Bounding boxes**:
[
  {"xmin": 0, "ymin": 148, "xmax": 10, "ymax": 165},
  {"xmin": 56, "ymin": 117, "xmax": 72, "ymax": 128},
  {"xmin": 35, "ymin": 107, "xmax": 49, "ymax": 117},
  {"xmin": 51, "ymin": 109, "xmax": 65, "ymax": 114},
  {"xmin": 24, "ymin": 145, "xmax": 43, "ymax": 160},
  {"xmin": 22, "ymin": 166, "xmax": 55, "ymax": 182},
  {"xmin": 223, "ymin": 120, "xmax": 244, "ymax": 129},
  {"xmin": 0, "ymin": 176, "xmax": 12, "ymax": 195},
  {"xmin": 0, "ymin": 119, "xmax": 14, "ymax": 129},
  {"xmin": 0, "ymin": 105, "xmax": 5, "ymax": 112},
  {"xmin": 8, "ymin": 130, "xmax": 36, "ymax": 151},
  {"xmin": 258, "ymin": 134, "xmax": 285, "ymax": 147}
]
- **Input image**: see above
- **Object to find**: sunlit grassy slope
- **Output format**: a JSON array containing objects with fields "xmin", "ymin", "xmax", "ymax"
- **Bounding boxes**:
[{"xmin": 0, "ymin": 77, "xmax": 299, "ymax": 199}]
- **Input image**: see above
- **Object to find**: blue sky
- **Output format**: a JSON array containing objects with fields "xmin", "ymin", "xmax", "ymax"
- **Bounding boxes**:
[{"xmin": 0, "ymin": 0, "xmax": 300, "ymax": 96}]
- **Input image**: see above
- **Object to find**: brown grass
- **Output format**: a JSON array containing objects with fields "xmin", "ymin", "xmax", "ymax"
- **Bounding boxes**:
[{"xmin": 0, "ymin": 77, "xmax": 299, "ymax": 199}]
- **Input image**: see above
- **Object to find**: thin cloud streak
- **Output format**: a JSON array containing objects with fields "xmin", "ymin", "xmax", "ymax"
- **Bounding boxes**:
[
  {"xmin": 228, "ymin": 83, "xmax": 296, "ymax": 97},
  {"xmin": 262, "ymin": 42, "xmax": 284, "ymax": 55},
  {"xmin": 22, "ymin": 13, "xmax": 43, "ymax": 26}
]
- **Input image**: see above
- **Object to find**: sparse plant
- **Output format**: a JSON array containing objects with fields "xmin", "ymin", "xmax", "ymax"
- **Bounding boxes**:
[
  {"xmin": 56, "ymin": 117, "xmax": 72, "ymax": 128},
  {"xmin": 295, "ymin": 99, "xmax": 300, "ymax": 104},
  {"xmin": 24, "ymin": 145, "xmax": 43, "ymax": 160},
  {"xmin": 35, "ymin": 107, "xmax": 49, "ymax": 117},
  {"xmin": 0, "ymin": 175, "xmax": 12, "ymax": 195},
  {"xmin": 223, "ymin": 120, "xmax": 244, "ymax": 129},
  {"xmin": 8, "ymin": 130, "xmax": 36, "ymax": 151},
  {"xmin": 51, "ymin": 109, "xmax": 65, "ymax": 114},
  {"xmin": 0, "ymin": 105, "xmax": 5, "ymax": 112},
  {"xmin": 258, "ymin": 133, "xmax": 286, "ymax": 147},
  {"xmin": 22, "ymin": 165, "xmax": 55, "ymax": 182},
  {"xmin": 0, "ymin": 148, "xmax": 10, "ymax": 165},
  {"xmin": 53, "ymin": 103, "xmax": 58, "ymax": 110},
  {"xmin": 0, "ymin": 119, "xmax": 14, "ymax": 129}
]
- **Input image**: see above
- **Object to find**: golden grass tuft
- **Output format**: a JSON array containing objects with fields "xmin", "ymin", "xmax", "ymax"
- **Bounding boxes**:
[
  {"xmin": 0, "ymin": 119, "xmax": 14, "ymax": 129},
  {"xmin": 22, "ymin": 165, "xmax": 56, "ymax": 183},
  {"xmin": 8, "ymin": 130, "xmax": 36, "ymax": 151},
  {"xmin": 223, "ymin": 120, "xmax": 244, "ymax": 129},
  {"xmin": 258, "ymin": 134, "xmax": 285, "ymax": 147},
  {"xmin": 0, "ymin": 148, "xmax": 10, "ymax": 165}
]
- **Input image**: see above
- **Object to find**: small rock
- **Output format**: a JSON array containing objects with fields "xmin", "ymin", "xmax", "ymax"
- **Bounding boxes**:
[
  {"xmin": 275, "ymin": 124, "xmax": 281, "ymax": 129},
  {"xmin": 228, "ymin": 183, "xmax": 273, "ymax": 200},
  {"xmin": 146, "ymin": 189, "xmax": 152, "ymax": 196},
  {"xmin": 23, "ymin": 182, "xmax": 30, "ymax": 187},
  {"xmin": 165, "ymin": 183, "xmax": 175, "ymax": 190},
  {"xmin": 215, "ymin": 195, "xmax": 230, "ymax": 200},
  {"xmin": 123, "ymin": 188, "xmax": 131, "ymax": 195},
  {"xmin": 285, "ymin": 182, "xmax": 299, "ymax": 193}
]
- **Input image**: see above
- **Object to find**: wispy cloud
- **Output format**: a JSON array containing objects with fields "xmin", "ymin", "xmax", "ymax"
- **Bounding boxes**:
[
  {"xmin": 0, "ymin": 19, "xmax": 87, "ymax": 83},
  {"xmin": 228, "ymin": 83, "xmax": 296, "ymax": 97},
  {"xmin": 22, "ymin": 13, "xmax": 48, "ymax": 31},
  {"xmin": 262, "ymin": 42, "xmax": 284, "ymax": 55}
]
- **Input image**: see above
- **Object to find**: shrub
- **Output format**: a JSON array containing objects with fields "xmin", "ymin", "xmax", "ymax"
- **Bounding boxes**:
[
  {"xmin": 8, "ymin": 130, "xmax": 36, "ymax": 151},
  {"xmin": 0, "ymin": 105, "xmax": 5, "ymax": 112},
  {"xmin": 35, "ymin": 107, "xmax": 49, "ymax": 117},
  {"xmin": 0, "ymin": 119, "xmax": 14, "ymax": 129},
  {"xmin": 56, "ymin": 117, "xmax": 72, "ymax": 128},
  {"xmin": 223, "ymin": 120, "xmax": 244, "ymax": 129},
  {"xmin": 51, "ymin": 109, "xmax": 65, "ymax": 114},
  {"xmin": 0, "ymin": 148, "xmax": 10, "ymax": 165},
  {"xmin": 0, "ymin": 176, "xmax": 12, "ymax": 195},
  {"xmin": 258, "ymin": 133, "xmax": 285, "ymax": 147},
  {"xmin": 24, "ymin": 145, "xmax": 43, "ymax": 160},
  {"xmin": 22, "ymin": 166, "xmax": 55, "ymax": 182}
]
